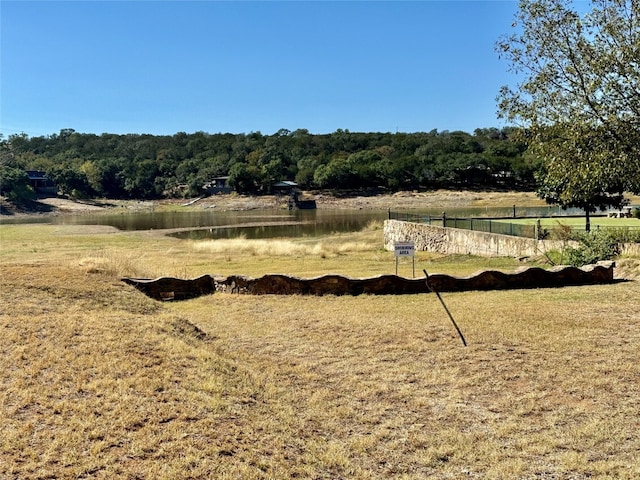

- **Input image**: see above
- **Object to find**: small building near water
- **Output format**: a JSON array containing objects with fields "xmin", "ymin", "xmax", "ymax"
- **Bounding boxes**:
[
  {"xmin": 272, "ymin": 180, "xmax": 299, "ymax": 195},
  {"xmin": 203, "ymin": 176, "xmax": 233, "ymax": 195},
  {"xmin": 273, "ymin": 181, "xmax": 316, "ymax": 210},
  {"xmin": 27, "ymin": 171, "xmax": 57, "ymax": 195}
]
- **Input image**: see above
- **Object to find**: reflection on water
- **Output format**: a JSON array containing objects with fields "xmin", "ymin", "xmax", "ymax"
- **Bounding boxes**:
[
  {"xmin": 2, "ymin": 208, "xmax": 389, "ymax": 238},
  {"xmin": 171, "ymin": 222, "xmax": 358, "ymax": 240},
  {"xmin": 1, "ymin": 204, "xmax": 584, "ymax": 239}
]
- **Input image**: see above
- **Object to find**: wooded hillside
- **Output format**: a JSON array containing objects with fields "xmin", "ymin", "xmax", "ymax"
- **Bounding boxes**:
[{"xmin": 1, "ymin": 127, "xmax": 536, "ymax": 200}]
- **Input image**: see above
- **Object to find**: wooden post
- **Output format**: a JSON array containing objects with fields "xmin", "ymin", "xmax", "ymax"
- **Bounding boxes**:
[{"xmin": 424, "ymin": 269, "xmax": 467, "ymax": 347}]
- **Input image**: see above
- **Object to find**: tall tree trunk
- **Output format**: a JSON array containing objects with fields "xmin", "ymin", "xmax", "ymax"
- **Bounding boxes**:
[{"xmin": 585, "ymin": 209, "xmax": 591, "ymax": 233}]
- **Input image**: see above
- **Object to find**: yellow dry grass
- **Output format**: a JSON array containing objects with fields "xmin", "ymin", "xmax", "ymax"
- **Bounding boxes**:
[{"xmin": 1, "ymin": 220, "xmax": 640, "ymax": 479}]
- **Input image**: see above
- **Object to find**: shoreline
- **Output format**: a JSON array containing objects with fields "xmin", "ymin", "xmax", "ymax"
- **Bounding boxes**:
[{"xmin": 1, "ymin": 190, "xmax": 552, "ymax": 219}]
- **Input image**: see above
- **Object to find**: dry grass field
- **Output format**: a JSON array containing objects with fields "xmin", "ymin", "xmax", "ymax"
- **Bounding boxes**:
[{"xmin": 2, "ymin": 193, "xmax": 640, "ymax": 479}]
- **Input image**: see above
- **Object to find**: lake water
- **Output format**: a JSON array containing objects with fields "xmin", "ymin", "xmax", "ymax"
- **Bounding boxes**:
[
  {"xmin": 1, "ymin": 205, "xmax": 581, "ymax": 239},
  {"xmin": 2, "ymin": 208, "xmax": 386, "ymax": 239}
]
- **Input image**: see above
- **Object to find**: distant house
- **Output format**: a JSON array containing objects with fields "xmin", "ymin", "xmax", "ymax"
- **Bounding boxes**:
[
  {"xmin": 27, "ymin": 171, "xmax": 57, "ymax": 195},
  {"xmin": 273, "ymin": 180, "xmax": 316, "ymax": 209},
  {"xmin": 272, "ymin": 180, "xmax": 299, "ymax": 195},
  {"xmin": 203, "ymin": 176, "xmax": 233, "ymax": 195}
]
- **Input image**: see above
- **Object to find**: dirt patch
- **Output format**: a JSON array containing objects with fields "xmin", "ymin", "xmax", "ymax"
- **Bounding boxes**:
[
  {"xmin": 38, "ymin": 197, "xmax": 111, "ymax": 213},
  {"xmin": 2, "ymin": 190, "xmax": 550, "ymax": 219},
  {"xmin": 0, "ymin": 197, "xmax": 170, "ymax": 219},
  {"xmin": 6, "ymin": 190, "xmax": 639, "ymax": 219},
  {"xmin": 0, "ymin": 197, "xmax": 56, "ymax": 216},
  {"xmin": 315, "ymin": 190, "xmax": 548, "ymax": 210}
]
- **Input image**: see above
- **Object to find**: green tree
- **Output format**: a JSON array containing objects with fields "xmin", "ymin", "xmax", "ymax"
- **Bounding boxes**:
[
  {"xmin": 80, "ymin": 161, "xmax": 103, "ymax": 195},
  {"xmin": 228, "ymin": 162, "xmax": 259, "ymax": 194},
  {"xmin": 295, "ymin": 156, "xmax": 322, "ymax": 187},
  {"xmin": 123, "ymin": 159, "xmax": 161, "ymax": 198},
  {"xmin": 313, "ymin": 155, "xmax": 351, "ymax": 189},
  {"xmin": 47, "ymin": 165, "xmax": 93, "ymax": 199},
  {"xmin": 0, "ymin": 136, "xmax": 35, "ymax": 202},
  {"xmin": 497, "ymin": 0, "xmax": 640, "ymax": 230},
  {"xmin": 0, "ymin": 166, "xmax": 34, "ymax": 202}
]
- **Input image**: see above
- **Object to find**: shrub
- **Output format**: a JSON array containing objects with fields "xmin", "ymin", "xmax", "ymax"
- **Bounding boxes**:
[
  {"xmin": 603, "ymin": 227, "xmax": 640, "ymax": 244},
  {"xmin": 565, "ymin": 230, "xmax": 620, "ymax": 267}
]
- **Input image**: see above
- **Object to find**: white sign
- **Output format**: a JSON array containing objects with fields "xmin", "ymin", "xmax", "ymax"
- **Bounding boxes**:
[{"xmin": 394, "ymin": 241, "xmax": 415, "ymax": 257}]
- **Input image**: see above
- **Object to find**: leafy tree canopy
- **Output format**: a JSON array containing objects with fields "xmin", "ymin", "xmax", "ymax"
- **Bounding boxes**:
[
  {"xmin": 497, "ymin": 0, "xmax": 640, "ymax": 229},
  {"xmin": 1, "ymin": 127, "xmax": 533, "ymax": 200},
  {"xmin": 0, "ymin": 134, "xmax": 35, "ymax": 203}
]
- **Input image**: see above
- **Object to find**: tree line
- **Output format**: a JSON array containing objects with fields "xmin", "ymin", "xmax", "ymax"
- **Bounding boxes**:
[{"xmin": 0, "ymin": 127, "xmax": 535, "ymax": 201}]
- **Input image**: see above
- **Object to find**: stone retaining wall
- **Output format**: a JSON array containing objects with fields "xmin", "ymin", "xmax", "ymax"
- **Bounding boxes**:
[
  {"xmin": 384, "ymin": 219, "xmax": 640, "ymax": 258},
  {"xmin": 384, "ymin": 219, "xmax": 569, "ymax": 257}
]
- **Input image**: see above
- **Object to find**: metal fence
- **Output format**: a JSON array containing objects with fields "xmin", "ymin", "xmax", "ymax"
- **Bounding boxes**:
[
  {"xmin": 388, "ymin": 210, "xmax": 536, "ymax": 238},
  {"xmin": 445, "ymin": 217, "xmax": 536, "ymax": 238},
  {"xmin": 387, "ymin": 211, "xmax": 444, "ymax": 225},
  {"xmin": 388, "ymin": 210, "xmax": 640, "ymax": 241}
]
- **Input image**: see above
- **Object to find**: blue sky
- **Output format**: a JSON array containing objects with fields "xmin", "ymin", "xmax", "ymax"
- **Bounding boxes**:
[{"xmin": 1, "ymin": 1, "xmax": 520, "ymax": 138}]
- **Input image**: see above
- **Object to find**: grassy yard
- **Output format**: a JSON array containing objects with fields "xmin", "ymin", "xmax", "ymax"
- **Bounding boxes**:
[
  {"xmin": 504, "ymin": 216, "xmax": 640, "ymax": 229},
  {"xmin": 2, "ymin": 220, "xmax": 640, "ymax": 479}
]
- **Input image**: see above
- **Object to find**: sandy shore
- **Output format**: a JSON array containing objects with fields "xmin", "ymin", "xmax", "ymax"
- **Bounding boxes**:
[{"xmin": 1, "ymin": 190, "xmax": 550, "ymax": 218}]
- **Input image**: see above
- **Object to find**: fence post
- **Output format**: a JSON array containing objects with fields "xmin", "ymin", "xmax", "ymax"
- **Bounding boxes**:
[{"xmin": 442, "ymin": 212, "xmax": 446, "ymax": 228}]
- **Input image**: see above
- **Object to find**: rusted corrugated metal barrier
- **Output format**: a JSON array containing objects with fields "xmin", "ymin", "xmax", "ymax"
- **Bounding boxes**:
[{"xmin": 122, "ymin": 262, "xmax": 616, "ymax": 301}]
